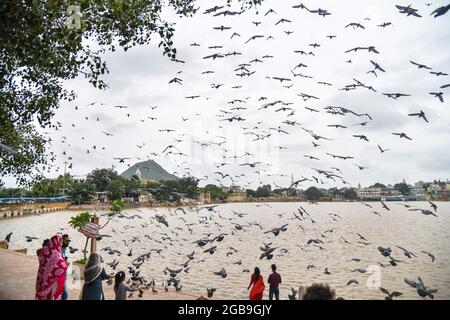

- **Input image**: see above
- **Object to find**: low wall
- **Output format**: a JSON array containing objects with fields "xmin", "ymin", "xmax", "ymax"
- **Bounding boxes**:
[{"xmin": 0, "ymin": 201, "xmax": 71, "ymax": 219}]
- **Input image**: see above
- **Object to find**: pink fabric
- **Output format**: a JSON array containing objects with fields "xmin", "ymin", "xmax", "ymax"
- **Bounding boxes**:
[{"xmin": 35, "ymin": 235, "xmax": 68, "ymax": 300}]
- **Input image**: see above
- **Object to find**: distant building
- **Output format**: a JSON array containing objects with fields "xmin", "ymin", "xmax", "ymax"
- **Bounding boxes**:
[
  {"xmin": 138, "ymin": 191, "xmax": 153, "ymax": 204},
  {"xmin": 228, "ymin": 185, "xmax": 247, "ymax": 202},
  {"xmin": 427, "ymin": 181, "xmax": 449, "ymax": 200},
  {"xmin": 199, "ymin": 192, "xmax": 211, "ymax": 204},
  {"xmin": 408, "ymin": 184, "xmax": 426, "ymax": 200},
  {"xmin": 135, "ymin": 168, "xmax": 143, "ymax": 180},
  {"xmin": 123, "ymin": 197, "xmax": 135, "ymax": 204},
  {"xmin": 92, "ymin": 192, "xmax": 110, "ymax": 203},
  {"xmin": 357, "ymin": 184, "xmax": 381, "ymax": 200}
]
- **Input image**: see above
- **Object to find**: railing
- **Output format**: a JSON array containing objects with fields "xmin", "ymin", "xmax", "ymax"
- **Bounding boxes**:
[{"xmin": 0, "ymin": 201, "xmax": 71, "ymax": 219}]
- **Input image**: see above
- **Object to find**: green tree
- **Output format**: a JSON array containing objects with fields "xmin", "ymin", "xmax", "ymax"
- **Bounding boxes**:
[
  {"xmin": 68, "ymin": 211, "xmax": 91, "ymax": 260},
  {"xmin": 31, "ymin": 177, "xmax": 61, "ymax": 197},
  {"xmin": 110, "ymin": 198, "xmax": 125, "ymax": 214},
  {"xmin": 0, "ymin": 187, "xmax": 24, "ymax": 198},
  {"xmin": 107, "ymin": 180, "xmax": 124, "ymax": 200},
  {"xmin": 177, "ymin": 176, "xmax": 199, "ymax": 199},
  {"xmin": 0, "ymin": 125, "xmax": 48, "ymax": 185},
  {"xmin": 344, "ymin": 188, "xmax": 357, "ymax": 200},
  {"xmin": 87, "ymin": 168, "xmax": 119, "ymax": 191},
  {"xmin": 145, "ymin": 181, "xmax": 161, "ymax": 189},
  {"xmin": 246, "ymin": 189, "xmax": 256, "ymax": 198},
  {"xmin": 0, "ymin": 0, "xmax": 264, "ymax": 185},
  {"xmin": 68, "ymin": 180, "xmax": 96, "ymax": 204},
  {"xmin": 304, "ymin": 187, "xmax": 322, "ymax": 200},
  {"xmin": 204, "ymin": 184, "xmax": 227, "ymax": 201},
  {"xmin": 394, "ymin": 183, "xmax": 410, "ymax": 196},
  {"xmin": 256, "ymin": 185, "xmax": 271, "ymax": 197},
  {"xmin": 123, "ymin": 177, "xmax": 143, "ymax": 198},
  {"xmin": 286, "ymin": 188, "xmax": 298, "ymax": 196},
  {"xmin": 272, "ymin": 189, "xmax": 282, "ymax": 195}
]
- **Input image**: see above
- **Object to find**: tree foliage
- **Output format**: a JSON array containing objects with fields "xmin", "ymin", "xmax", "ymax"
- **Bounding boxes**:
[
  {"xmin": 86, "ymin": 168, "xmax": 119, "ymax": 191},
  {"xmin": 203, "ymin": 184, "xmax": 228, "ymax": 201},
  {"xmin": 110, "ymin": 198, "xmax": 125, "ymax": 214},
  {"xmin": 68, "ymin": 211, "xmax": 91, "ymax": 231},
  {"xmin": 107, "ymin": 179, "xmax": 124, "ymax": 200},
  {"xmin": 394, "ymin": 182, "xmax": 410, "ymax": 196},
  {"xmin": 343, "ymin": 188, "xmax": 357, "ymax": 200},
  {"xmin": 0, "ymin": 124, "xmax": 48, "ymax": 185},
  {"xmin": 255, "ymin": 184, "xmax": 271, "ymax": 197},
  {"xmin": 68, "ymin": 210, "xmax": 92, "ymax": 260},
  {"xmin": 304, "ymin": 186, "xmax": 322, "ymax": 200}
]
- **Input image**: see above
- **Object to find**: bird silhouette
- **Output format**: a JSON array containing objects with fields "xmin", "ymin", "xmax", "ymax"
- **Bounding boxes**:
[{"xmin": 431, "ymin": 4, "xmax": 450, "ymax": 18}]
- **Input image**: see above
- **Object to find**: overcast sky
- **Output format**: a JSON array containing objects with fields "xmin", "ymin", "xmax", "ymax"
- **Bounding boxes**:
[{"xmin": 4, "ymin": 0, "xmax": 450, "ymax": 189}]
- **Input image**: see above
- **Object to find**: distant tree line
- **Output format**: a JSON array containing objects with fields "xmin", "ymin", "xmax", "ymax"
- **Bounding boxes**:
[{"xmin": 0, "ymin": 168, "xmax": 199, "ymax": 204}]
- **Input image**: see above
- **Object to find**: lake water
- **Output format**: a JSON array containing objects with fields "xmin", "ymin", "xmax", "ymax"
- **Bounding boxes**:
[{"xmin": 1, "ymin": 201, "xmax": 449, "ymax": 300}]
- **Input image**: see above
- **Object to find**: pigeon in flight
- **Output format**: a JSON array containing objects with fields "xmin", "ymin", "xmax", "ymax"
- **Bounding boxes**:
[
  {"xmin": 429, "ymin": 92, "xmax": 444, "ymax": 102},
  {"xmin": 404, "ymin": 278, "xmax": 438, "ymax": 299},
  {"xmin": 392, "ymin": 132, "xmax": 412, "ymax": 140},
  {"xmin": 408, "ymin": 110, "xmax": 428, "ymax": 123},
  {"xmin": 378, "ymin": 145, "xmax": 390, "ymax": 153},
  {"xmin": 421, "ymin": 251, "xmax": 435, "ymax": 262},
  {"xmin": 410, "ymin": 61, "xmax": 432, "ymax": 70},
  {"xmin": 395, "ymin": 5, "xmax": 422, "ymax": 17},
  {"xmin": 408, "ymin": 208, "xmax": 438, "ymax": 217},
  {"xmin": 396, "ymin": 246, "xmax": 417, "ymax": 258},
  {"xmin": 428, "ymin": 200, "xmax": 438, "ymax": 212},
  {"xmin": 380, "ymin": 287, "xmax": 403, "ymax": 300},
  {"xmin": 430, "ymin": 4, "xmax": 450, "ymax": 18},
  {"xmin": 245, "ymin": 35, "xmax": 264, "ymax": 44},
  {"xmin": 377, "ymin": 22, "xmax": 393, "ymax": 28}
]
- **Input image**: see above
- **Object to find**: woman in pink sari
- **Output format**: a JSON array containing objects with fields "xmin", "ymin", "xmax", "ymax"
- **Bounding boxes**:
[{"xmin": 35, "ymin": 234, "xmax": 68, "ymax": 300}]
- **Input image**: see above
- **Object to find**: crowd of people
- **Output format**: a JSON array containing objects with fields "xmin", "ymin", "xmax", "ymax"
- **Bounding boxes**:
[
  {"xmin": 34, "ymin": 233, "xmax": 113, "ymax": 300},
  {"xmin": 34, "ymin": 233, "xmax": 341, "ymax": 300}
]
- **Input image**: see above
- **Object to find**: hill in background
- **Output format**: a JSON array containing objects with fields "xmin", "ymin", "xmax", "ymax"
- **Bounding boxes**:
[{"xmin": 120, "ymin": 160, "xmax": 179, "ymax": 181}]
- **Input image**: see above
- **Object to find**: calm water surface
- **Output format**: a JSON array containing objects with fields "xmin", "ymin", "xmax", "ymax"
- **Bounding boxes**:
[{"xmin": 1, "ymin": 201, "xmax": 449, "ymax": 300}]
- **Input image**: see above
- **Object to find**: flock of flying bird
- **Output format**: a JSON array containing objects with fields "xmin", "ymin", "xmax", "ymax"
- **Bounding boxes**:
[
  {"xmin": 4, "ymin": 198, "xmax": 440, "ymax": 299},
  {"xmin": 3, "ymin": 1, "xmax": 449, "ymax": 300},
  {"xmin": 14, "ymin": 1, "xmax": 448, "ymax": 192}
]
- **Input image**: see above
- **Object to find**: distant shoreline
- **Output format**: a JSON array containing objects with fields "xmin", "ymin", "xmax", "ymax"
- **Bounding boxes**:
[
  {"xmin": 1, "ymin": 198, "xmax": 446, "ymax": 220},
  {"xmin": 67, "ymin": 197, "xmax": 447, "ymax": 211}
]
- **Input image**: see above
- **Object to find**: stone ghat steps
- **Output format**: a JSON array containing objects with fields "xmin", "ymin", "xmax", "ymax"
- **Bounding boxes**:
[{"xmin": 0, "ymin": 202, "xmax": 71, "ymax": 220}]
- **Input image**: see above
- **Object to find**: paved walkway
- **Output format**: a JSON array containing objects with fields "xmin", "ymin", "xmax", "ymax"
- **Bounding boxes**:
[{"xmin": 0, "ymin": 249, "xmax": 199, "ymax": 300}]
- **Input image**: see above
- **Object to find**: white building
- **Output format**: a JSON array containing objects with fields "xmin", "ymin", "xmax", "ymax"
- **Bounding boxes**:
[{"xmin": 357, "ymin": 184, "xmax": 381, "ymax": 200}]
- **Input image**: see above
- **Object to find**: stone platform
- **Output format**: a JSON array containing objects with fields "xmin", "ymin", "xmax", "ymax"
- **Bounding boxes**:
[{"xmin": 0, "ymin": 249, "xmax": 199, "ymax": 300}]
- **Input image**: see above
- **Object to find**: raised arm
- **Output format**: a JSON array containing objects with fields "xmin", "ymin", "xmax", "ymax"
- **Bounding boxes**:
[{"xmin": 100, "ymin": 268, "xmax": 111, "ymax": 281}]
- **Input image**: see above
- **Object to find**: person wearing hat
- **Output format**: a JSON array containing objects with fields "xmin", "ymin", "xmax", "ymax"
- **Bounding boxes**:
[{"xmin": 61, "ymin": 234, "xmax": 71, "ymax": 300}]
